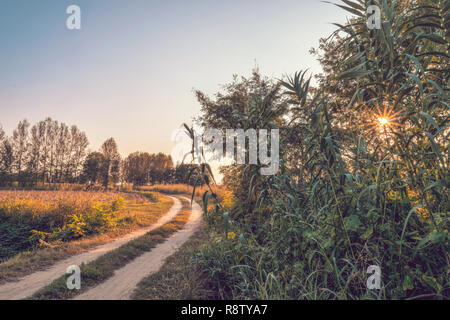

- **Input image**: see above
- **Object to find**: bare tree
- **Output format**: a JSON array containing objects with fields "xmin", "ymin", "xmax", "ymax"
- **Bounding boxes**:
[{"xmin": 0, "ymin": 118, "xmax": 90, "ymax": 186}]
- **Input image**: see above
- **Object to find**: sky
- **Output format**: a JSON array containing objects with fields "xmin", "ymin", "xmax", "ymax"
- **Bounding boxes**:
[{"xmin": 0, "ymin": 0, "xmax": 349, "ymax": 158}]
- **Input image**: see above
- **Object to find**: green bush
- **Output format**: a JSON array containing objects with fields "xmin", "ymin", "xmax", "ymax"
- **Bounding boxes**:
[{"xmin": 0, "ymin": 221, "xmax": 36, "ymax": 262}]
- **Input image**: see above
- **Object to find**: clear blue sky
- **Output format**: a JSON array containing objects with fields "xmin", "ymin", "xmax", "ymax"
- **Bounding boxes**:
[{"xmin": 0, "ymin": 0, "xmax": 348, "ymax": 157}]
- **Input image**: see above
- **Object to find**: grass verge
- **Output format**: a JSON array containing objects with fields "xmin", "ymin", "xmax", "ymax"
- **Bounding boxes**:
[
  {"xmin": 131, "ymin": 224, "xmax": 215, "ymax": 300},
  {"xmin": 29, "ymin": 197, "xmax": 192, "ymax": 300}
]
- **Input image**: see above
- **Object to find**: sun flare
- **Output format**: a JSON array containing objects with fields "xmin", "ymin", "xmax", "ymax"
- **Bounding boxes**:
[
  {"xmin": 364, "ymin": 103, "xmax": 404, "ymax": 133},
  {"xmin": 378, "ymin": 117, "xmax": 389, "ymax": 127}
]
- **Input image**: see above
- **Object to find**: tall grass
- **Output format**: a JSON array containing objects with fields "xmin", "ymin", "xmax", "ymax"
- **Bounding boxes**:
[{"xmin": 189, "ymin": 1, "xmax": 449, "ymax": 300}]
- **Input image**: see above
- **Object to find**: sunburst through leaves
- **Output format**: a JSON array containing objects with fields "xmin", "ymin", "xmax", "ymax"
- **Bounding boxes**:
[{"xmin": 364, "ymin": 103, "xmax": 404, "ymax": 134}]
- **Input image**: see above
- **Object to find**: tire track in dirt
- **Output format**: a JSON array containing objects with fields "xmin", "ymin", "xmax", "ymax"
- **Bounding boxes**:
[
  {"xmin": 73, "ymin": 197, "xmax": 202, "ymax": 300},
  {"xmin": 0, "ymin": 196, "xmax": 181, "ymax": 300}
]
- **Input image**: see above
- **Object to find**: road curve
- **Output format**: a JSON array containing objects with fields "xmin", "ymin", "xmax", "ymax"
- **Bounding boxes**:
[{"xmin": 74, "ymin": 197, "xmax": 202, "ymax": 300}]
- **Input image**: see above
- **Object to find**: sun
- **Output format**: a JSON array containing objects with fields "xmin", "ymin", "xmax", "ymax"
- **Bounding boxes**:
[
  {"xmin": 378, "ymin": 117, "xmax": 389, "ymax": 126},
  {"xmin": 364, "ymin": 103, "xmax": 404, "ymax": 133}
]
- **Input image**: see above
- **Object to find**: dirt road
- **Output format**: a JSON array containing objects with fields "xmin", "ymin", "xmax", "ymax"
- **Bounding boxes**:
[{"xmin": 74, "ymin": 197, "xmax": 202, "ymax": 300}]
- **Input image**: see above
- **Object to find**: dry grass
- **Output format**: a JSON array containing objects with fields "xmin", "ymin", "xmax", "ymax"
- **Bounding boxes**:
[
  {"xmin": 0, "ymin": 182, "xmax": 135, "ymax": 192},
  {"xmin": 0, "ymin": 191, "xmax": 150, "ymax": 226},
  {"xmin": 0, "ymin": 191, "xmax": 173, "ymax": 283},
  {"xmin": 138, "ymin": 184, "xmax": 228, "ymax": 200},
  {"xmin": 0, "ymin": 190, "xmax": 147, "ymax": 206},
  {"xmin": 138, "ymin": 184, "xmax": 207, "ymax": 196}
]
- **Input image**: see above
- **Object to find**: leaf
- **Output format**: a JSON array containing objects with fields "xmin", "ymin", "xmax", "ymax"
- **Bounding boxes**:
[
  {"xmin": 334, "ymin": 4, "xmax": 365, "ymax": 17},
  {"xmin": 426, "ymin": 79, "xmax": 444, "ymax": 96},
  {"xmin": 340, "ymin": 0, "xmax": 364, "ymax": 11},
  {"xmin": 399, "ymin": 204, "xmax": 421, "ymax": 255},
  {"xmin": 361, "ymin": 226, "xmax": 373, "ymax": 240},
  {"xmin": 415, "ymin": 235, "xmax": 431, "ymax": 251},
  {"xmin": 402, "ymin": 275, "xmax": 414, "ymax": 291},
  {"xmin": 430, "ymin": 231, "xmax": 447, "ymax": 244},
  {"xmin": 424, "ymin": 180, "xmax": 448, "ymax": 191},
  {"xmin": 204, "ymin": 163, "xmax": 217, "ymax": 184},
  {"xmin": 425, "ymin": 132, "xmax": 444, "ymax": 165},
  {"xmin": 405, "ymin": 54, "xmax": 425, "ymax": 74},
  {"xmin": 337, "ymin": 69, "xmax": 373, "ymax": 80},
  {"xmin": 202, "ymin": 191, "xmax": 210, "ymax": 216},
  {"xmin": 407, "ymin": 73, "xmax": 423, "ymax": 95},
  {"xmin": 423, "ymin": 33, "xmax": 447, "ymax": 44},
  {"xmin": 421, "ymin": 274, "xmax": 442, "ymax": 293},
  {"xmin": 344, "ymin": 215, "xmax": 361, "ymax": 232},
  {"xmin": 239, "ymin": 234, "xmax": 245, "ymax": 246},
  {"xmin": 342, "ymin": 51, "xmax": 366, "ymax": 66},
  {"xmin": 420, "ymin": 112, "xmax": 442, "ymax": 133}
]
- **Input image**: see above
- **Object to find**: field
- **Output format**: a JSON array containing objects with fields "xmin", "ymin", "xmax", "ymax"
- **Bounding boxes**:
[
  {"xmin": 138, "ymin": 184, "xmax": 231, "ymax": 202},
  {"xmin": 0, "ymin": 190, "xmax": 167, "ymax": 262},
  {"xmin": 138, "ymin": 184, "xmax": 210, "ymax": 196}
]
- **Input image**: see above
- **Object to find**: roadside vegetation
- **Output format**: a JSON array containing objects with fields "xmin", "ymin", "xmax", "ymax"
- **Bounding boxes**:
[
  {"xmin": 131, "ymin": 224, "xmax": 214, "ymax": 300},
  {"xmin": 138, "ymin": 184, "xmax": 229, "ymax": 200},
  {"xmin": 0, "ymin": 190, "xmax": 172, "ymax": 283},
  {"xmin": 185, "ymin": 1, "xmax": 449, "ymax": 300}
]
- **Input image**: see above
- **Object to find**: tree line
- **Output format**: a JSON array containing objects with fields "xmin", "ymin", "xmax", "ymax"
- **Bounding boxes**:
[
  {"xmin": 0, "ymin": 118, "xmax": 200, "ymax": 188},
  {"xmin": 0, "ymin": 118, "xmax": 89, "ymax": 187}
]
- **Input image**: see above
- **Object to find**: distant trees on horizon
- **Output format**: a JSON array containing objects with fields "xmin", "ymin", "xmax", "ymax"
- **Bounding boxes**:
[
  {"xmin": 122, "ymin": 152, "xmax": 203, "ymax": 186},
  {"xmin": 0, "ymin": 118, "xmax": 89, "ymax": 187},
  {"xmin": 0, "ymin": 118, "xmax": 200, "ymax": 188}
]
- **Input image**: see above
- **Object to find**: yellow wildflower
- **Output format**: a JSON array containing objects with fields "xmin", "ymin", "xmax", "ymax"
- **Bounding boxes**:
[{"xmin": 227, "ymin": 232, "xmax": 236, "ymax": 240}]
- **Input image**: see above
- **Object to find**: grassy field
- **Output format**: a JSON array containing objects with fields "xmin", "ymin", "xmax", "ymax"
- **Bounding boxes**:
[
  {"xmin": 0, "ymin": 190, "xmax": 173, "ymax": 283},
  {"xmin": 138, "ymin": 184, "xmax": 227, "ymax": 198}
]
